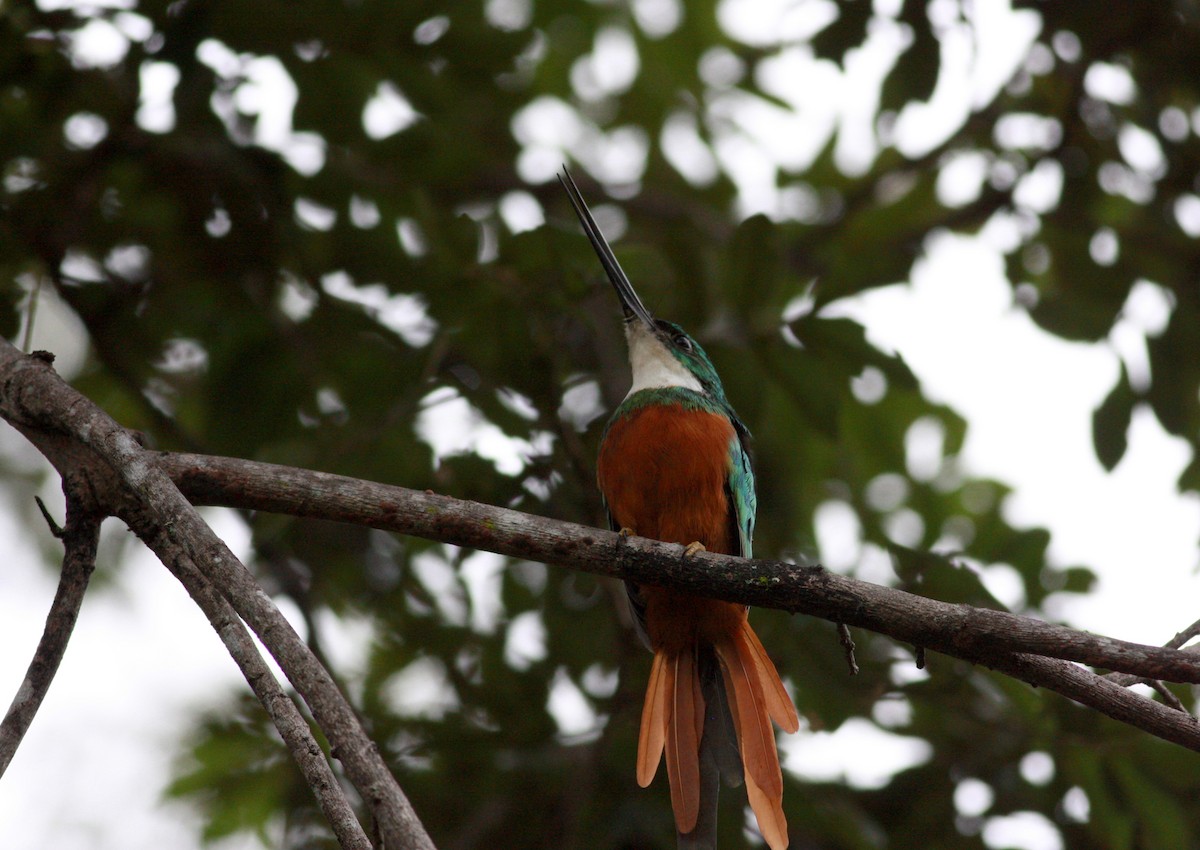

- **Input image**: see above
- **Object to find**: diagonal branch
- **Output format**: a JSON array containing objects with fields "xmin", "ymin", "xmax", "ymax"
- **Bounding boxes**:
[
  {"xmin": 132, "ymin": 509, "xmax": 371, "ymax": 850},
  {"xmin": 0, "ymin": 498, "xmax": 100, "ymax": 778},
  {"xmin": 0, "ymin": 339, "xmax": 436, "ymax": 850},
  {"xmin": 980, "ymin": 651, "xmax": 1200, "ymax": 748},
  {"xmin": 1165, "ymin": 619, "xmax": 1200, "ymax": 651}
]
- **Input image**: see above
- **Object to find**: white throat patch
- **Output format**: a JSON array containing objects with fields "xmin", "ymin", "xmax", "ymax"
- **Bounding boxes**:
[{"xmin": 624, "ymin": 322, "xmax": 703, "ymax": 396}]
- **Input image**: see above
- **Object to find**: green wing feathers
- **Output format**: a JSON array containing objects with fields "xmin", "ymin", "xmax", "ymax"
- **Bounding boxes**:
[{"xmin": 726, "ymin": 430, "xmax": 757, "ymax": 559}]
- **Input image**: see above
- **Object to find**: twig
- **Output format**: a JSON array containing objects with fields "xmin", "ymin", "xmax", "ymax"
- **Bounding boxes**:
[
  {"xmin": 34, "ymin": 495, "xmax": 64, "ymax": 539},
  {"xmin": 0, "ymin": 500, "xmax": 99, "ymax": 778},
  {"xmin": 19, "ymin": 274, "xmax": 44, "ymax": 354},
  {"xmin": 1166, "ymin": 618, "xmax": 1200, "ymax": 651},
  {"xmin": 1146, "ymin": 680, "xmax": 1187, "ymax": 712},
  {"xmin": 836, "ymin": 623, "xmax": 859, "ymax": 675},
  {"xmin": 132, "ymin": 513, "xmax": 372, "ymax": 850}
]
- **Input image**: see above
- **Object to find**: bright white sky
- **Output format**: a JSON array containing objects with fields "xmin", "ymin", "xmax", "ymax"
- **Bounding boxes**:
[{"xmin": 3, "ymin": 3, "xmax": 1199, "ymax": 850}]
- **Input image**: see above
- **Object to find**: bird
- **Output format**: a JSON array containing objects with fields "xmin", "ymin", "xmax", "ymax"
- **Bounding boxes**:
[{"xmin": 559, "ymin": 167, "xmax": 800, "ymax": 850}]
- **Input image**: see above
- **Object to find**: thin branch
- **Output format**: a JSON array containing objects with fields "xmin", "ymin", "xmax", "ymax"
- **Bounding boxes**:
[
  {"xmin": 1147, "ymin": 680, "xmax": 1187, "ymax": 713},
  {"xmin": 19, "ymin": 273, "xmax": 44, "ymax": 354},
  {"xmin": 1166, "ymin": 619, "xmax": 1200, "ymax": 651},
  {"xmin": 0, "ymin": 499, "xmax": 99, "ymax": 778},
  {"xmin": 981, "ymin": 652, "xmax": 1200, "ymax": 749},
  {"xmin": 131, "ymin": 511, "xmax": 371, "ymax": 850},
  {"xmin": 119, "ymin": 507, "xmax": 432, "ymax": 850}
]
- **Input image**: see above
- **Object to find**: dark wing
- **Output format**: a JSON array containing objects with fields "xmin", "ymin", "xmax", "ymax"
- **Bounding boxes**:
[{"xmin": 606, "ymin": 498, "xmax": 653, "ymax": 652}]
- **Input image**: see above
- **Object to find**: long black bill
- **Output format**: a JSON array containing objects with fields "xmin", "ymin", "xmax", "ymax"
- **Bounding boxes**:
[{"xmin": 558, "ymin": 166, "xmax": 656, "ymax": 330}]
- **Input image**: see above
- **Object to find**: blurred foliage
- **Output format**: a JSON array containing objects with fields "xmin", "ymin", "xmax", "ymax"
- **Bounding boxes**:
[{"xmin": 2, "ymin": 0, "xmax": 1200, "ymax": 848}]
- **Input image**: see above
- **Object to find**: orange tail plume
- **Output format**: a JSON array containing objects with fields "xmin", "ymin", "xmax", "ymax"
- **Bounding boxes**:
[
  {"xmin": 665, "ymin": 650, "xmax": 704, "ymax": 833},
  {"xmin": 715, "ymin": 621, "xmax": 798, "ymax": 850},
  {"xmin": 637, "ymin": 620, "xmax": 798, "ymax": 850},
  {"xmin": 739, "ymin": 620, "xmax": 800, "ymax": 734},
  {"xmin": 637, "ymin": 652, "xmax": 669, "ymax": 787},
  {"xmin": 638, "ymin": 648, "xmax": 706, "ymax": 833}
]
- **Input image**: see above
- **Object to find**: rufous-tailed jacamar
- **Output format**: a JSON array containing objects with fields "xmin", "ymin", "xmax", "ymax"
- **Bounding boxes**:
[{"xmin": 560, "ymin": 168, "xmax": 799, "ymax": 850}]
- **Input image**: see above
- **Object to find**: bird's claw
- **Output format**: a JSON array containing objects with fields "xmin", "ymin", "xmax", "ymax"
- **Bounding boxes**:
[{"xmin": 683, "ymin": 541, "xmax": 706, "ymax": 558}]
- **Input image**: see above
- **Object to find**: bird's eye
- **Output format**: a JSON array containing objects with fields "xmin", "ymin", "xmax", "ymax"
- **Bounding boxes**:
[{"xmin": 673, "ymin": 334, "xmax": 693, "ymax": 352}]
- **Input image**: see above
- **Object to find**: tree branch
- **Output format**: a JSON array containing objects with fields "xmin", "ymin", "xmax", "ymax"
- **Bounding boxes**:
[
  {"xmin": 130, "ymin": 509, "xmax": 372, "ymax": 850},
  {"xmin": 150, "ymin": 450, "xmax": 1200, "ymax": 749},
  {"xmin": 155, "ymin": 451, "xmax": 1200, "ymax": 684},
  {"xmin": 979, "ymin": 651, "xmax": 1200, "ymax": 748},
  {"xmin": 5, "ymin": 336, "xmax": 1200, "ymax": 835},
  {"xmin": 0, "ymin": 497, "xmax": 99, "ymax": 778},
  {"xmin": 0, "ymin": 340, "xmax": 435, "ymax": 850}
]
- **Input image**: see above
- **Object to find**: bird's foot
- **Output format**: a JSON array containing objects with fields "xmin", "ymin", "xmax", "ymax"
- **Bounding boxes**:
[
  {"xmin": 682, "ymin": 541, "xmax": 706, "ymax": 558},
  {"xmin": 617, "ymin": 527, "xmax": 636, "ymax": 539}
]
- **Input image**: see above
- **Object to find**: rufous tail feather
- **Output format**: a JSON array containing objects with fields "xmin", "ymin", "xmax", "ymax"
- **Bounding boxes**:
[
  {"xmin": 664, "ymin": 650, "xmax": 704, "ymax": 833},
  {"xmin": 740, "ymin": 621, "xmax": 800, "ymax": 733},
  {"xmin": 638, "ymin": 648, "xmax": 707, "ymax": 834},
  {"xmin": 714, "ymin": 625, "xmax": 796, "ymax": 850},
  {"xmin": 637, "ymin": 625, "xmax": 797, "ymax": 850},
  {"xmin": 637, "ymin": 651, "xmax": 669, "ymax": 787}
]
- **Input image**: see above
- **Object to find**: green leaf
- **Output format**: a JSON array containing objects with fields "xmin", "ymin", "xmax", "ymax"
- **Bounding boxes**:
[
  {"xmin": 167, "ymin": 698, "xmax": 307, "ymax": 844},
  {"xmin": 810, "ymin": 0, "xmax": 872, "ymax": 61},
  {"xmin": 880, "ymin": 8, "xmax": 940, "ymax": 111},
  {"xmin": 1146, "ymin": 306, "xmax": 1200, "ymax": 440},
  {"xmin": 1063, "ymin": 748, "xmax": 1136, "ymax": 850},
  {"xmin": 1093, "ymin": 361, "xmax": 1137, "ymax": 471},
  {"xmin": 886, "ymin": 543, "xmax": 1005, "ymax": 608}
]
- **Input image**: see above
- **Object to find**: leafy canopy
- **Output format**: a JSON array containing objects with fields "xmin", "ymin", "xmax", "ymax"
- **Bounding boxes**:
[{"xmin": 2, "ymin": 1, "xmax": 1199, "ymax": 848}]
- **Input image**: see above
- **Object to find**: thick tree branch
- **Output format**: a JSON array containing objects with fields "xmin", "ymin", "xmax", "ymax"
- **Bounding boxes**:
[
  {"xmin": 155, "ymin": 451, "xmax": 1200, "ymax": 684},
  {"xmin": 151, "ymin": 451, "xmax": 1200, "ymax": 750},
  {"xmin": 0, "ymin": 498, "xmax": 99, "ymax": 778},
  {"xmin": 0, "ymin": 340, "xmax": 435, "ymax": 850}
]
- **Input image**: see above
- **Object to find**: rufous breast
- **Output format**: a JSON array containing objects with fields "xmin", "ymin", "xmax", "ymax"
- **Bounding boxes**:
[{"xmin": 598, "ymin": 402, "xmax": 737, "ymax": 556}]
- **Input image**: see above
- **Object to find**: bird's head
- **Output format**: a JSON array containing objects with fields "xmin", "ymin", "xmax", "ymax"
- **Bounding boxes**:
[{"xmin": 559, "ymin": 168, "xmax": 729, "ymax": 403}]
